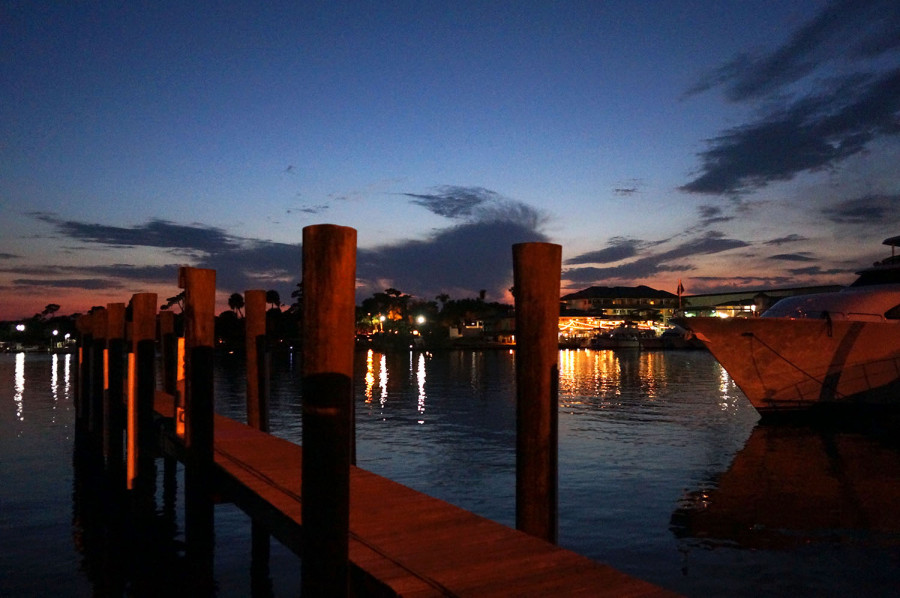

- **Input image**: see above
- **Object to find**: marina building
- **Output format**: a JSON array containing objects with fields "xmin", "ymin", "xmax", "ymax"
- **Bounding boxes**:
[
  {"xmin": 681, "ymin": 285, "xmax": 843, "ymax": 318},
  {"xmin": 556, "ymin": 284, "xmax": 844, "ymax": 346},
  {"xmin": 558, "ymin": 285, "xmax": 679, "ymax": 345}
]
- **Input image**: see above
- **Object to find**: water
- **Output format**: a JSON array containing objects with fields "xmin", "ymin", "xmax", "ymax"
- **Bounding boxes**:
[{"xmin": 3, "ymin": 349, "xmax": 900, "ymax": 596}]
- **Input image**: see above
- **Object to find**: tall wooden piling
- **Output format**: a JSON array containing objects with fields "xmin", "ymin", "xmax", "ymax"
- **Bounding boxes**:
[
  {"xmin": 89, "ymin": 308, "xmax": 108, "ymax": 439},
  {"xmin": 180, "ymin": 267, "xmax": 216, "ymax": 459},
  {"xmin": 301, "ymin": 224, "xmax": 357, "ymax": 598},
  {"xmin": 245, "ymin": 288, "xmax": 271, "ymax": 586},
  {"xmin": 159, "ymin": 310, "xmax": 178, "ymax": 397},
  {"xmin": 179, "ymin": 266, "xmax": 217, "ymax": 593},
  {"xmin": 76, "ymin": 314, "xmax": 93, "ymax": 427},
  {"xmin": 513, "ymin": 242, "xmax": 562, "ymax": 544},
  {"xmin": 244, "ymin": 289, "xmax": 269, "ymax": 432},
  {"xmin": 128, "ymin": 293, "xmax": 157, "ymax": 492},
  {"xmin": 105, "ymin": 303, "xmax": 126, "ymax": 475}
]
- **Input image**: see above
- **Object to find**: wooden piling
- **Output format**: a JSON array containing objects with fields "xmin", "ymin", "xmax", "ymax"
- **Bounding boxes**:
[
  {"xmin": 513, "ymin": 242, "xmax": 562, "ymax": 543},
  {"xmin": 179, "ymin": 266, "xmax": 217, "ymax": 593},
  {"xmin": 76, "ymin": 314, "xmax": 93, "ymax": 426},
  {"xmin": 180, "ymin": 267, "xmax": 216, "ymax": 458},
  {"xmin": 244, "ymin": 289, "xmax": 271, "ymax": 581},
  {"xmin": 301, "ymin": 224, "xmax": 357, "ymax": 598},
  {"xmin": 90, "ymin": 309, "xmax": 108, "ymax": 438},
  {"xmin": 128, "ymin": 293, "xmax": 157, "ymax": 492},
  {"xmin": 244, "ymin": 289, "xmax": 269, "ymax": 432},
  {"xmin": 105, "ymin": 303, "xmax": 126, "ymax": 475},
  {"xmin": 159, "ymin": 310, "xmax": 178, "ymax": 397}
]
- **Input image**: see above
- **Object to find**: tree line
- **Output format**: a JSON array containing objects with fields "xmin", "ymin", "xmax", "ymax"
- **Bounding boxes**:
[{"xmin": 2, "ymin": 285, "xmax": 511, "ymax": 352}]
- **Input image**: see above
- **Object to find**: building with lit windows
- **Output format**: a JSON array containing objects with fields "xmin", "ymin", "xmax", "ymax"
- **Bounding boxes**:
[
  {"xmin": 558, "ymin": 285, "xmax": 679, "ymax": 346},
  {"xmin": 680, "ymin": 285, "xmax": 842, "ymax": 318}
]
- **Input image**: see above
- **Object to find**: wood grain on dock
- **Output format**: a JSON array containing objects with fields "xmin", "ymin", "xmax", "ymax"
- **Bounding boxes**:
[{"xmin": 154, "ymin": 391, "xmax": 673, "ymax": 597}]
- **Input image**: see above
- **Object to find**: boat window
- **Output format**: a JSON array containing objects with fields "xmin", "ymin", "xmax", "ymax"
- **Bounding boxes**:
[
  {"xmin": 850, "ymin": 268, "xmax": 900, "ymax": 286},
  {"xmin": 885, "ymin": 303, "xmax": 900, "ymax": 320},
  {"xmin": 847, "ymin": 313, "xmax": 885, "ymax": 322}
]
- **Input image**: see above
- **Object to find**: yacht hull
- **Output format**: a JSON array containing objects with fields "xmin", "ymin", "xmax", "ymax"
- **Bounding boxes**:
[{"xmin": 681, "ymin": 317, "xmax": 900, "ymax": 415}]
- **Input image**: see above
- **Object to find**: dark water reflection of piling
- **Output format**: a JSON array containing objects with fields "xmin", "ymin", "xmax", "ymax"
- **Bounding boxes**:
[{"xmin": 72, "ymin": 426, "xmax": 192, "ymax": 596}]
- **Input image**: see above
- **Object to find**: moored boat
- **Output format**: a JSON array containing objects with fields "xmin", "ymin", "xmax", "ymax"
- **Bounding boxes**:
[
  {"xmin": 679, "ymin": 235, "xmax": 900, "ymax": 416},
  {"xmin": 588, "ymin": 324, "xmax": 652, "ymax": 349}
]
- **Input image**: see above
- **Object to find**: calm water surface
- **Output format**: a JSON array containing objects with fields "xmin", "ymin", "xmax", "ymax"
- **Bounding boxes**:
[{"xmin": 3, "ymin": 349, "xmax": 900, "ymax": 596}]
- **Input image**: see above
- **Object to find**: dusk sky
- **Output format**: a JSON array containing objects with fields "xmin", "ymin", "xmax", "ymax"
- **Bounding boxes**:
[{"xmin": 2, "ymin": 0, "xmax": 899, "ymax": 320}]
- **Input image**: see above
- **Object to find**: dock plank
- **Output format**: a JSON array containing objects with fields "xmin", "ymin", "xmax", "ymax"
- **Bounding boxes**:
[{"xmin": 154, "ymin": 396, "xmax": 675, "ymax": 597}]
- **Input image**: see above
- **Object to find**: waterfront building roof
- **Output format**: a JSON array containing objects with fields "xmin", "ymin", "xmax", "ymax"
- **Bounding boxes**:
[{"xmin": 561, "ymin": 285, "xmax": 676, "ymax": 300}]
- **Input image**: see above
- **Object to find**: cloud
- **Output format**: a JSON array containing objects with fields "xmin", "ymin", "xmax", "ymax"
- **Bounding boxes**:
[
  {"xmin": 287, "ymin": 204, "xmax": 330, "ymax": 215},
  {"xmin": 763, "ymin": 234, "xmax": 808, "ymax": 246},
  {"xmin": 358, "ymin": 219, "xmax": 548, "ymax": 301},
  {"xmin": 686, "ymin": 275, "xmax": 796, "ymax": 293},
  {"xmin": 1, "ymin": 263, "xmax": 151, "ymax": 297},
  {"xmin": 682, "ymin": 0, "xmax": 900, "ymax": 195},
  {"xmin": 402, "ymin": 186, "xmax": 500, "ymax": 219},
  {"xmin": 563, "ymin": 262, "xmax": 694, "ymax": 285},
  {"xmin": 27, "ymin": 190, "xmax": 548, "ymax": 305},
  {"xmin": 697, "ymin": 205, "xmax": 733, "ymax": 226},
  {"xmin": 687, "ymin": 0, "xmax": 900, "ymax": 101},
  {"xmin": 31, "ymin": 212, "xmax": 240, "ymax": 254},
  {"xmin": 821, "ymin": 193, "xmax": 900, "ymax": 224},
  {"xmin": 31, "ymin": 213, "xmax": 300, "ymax": 296},
  {"xmin": 767, "ymin": 253, "xmax": 816, "ymax": 262},
  {"xmin": 787, "ymin": 266, "xmax": 850, "ymax": 276},
  {"xmin": 682, "ymin": 70, "xmax": 900, "ymax": 194},
  {"xmin": 0, "ymin": 252, "xmax": 20, "ymax": 259},
  {"xmin": 566, "ymin": 237, "xmax": 644, "ymax": 265},
  {"xmin": 564, "ymin": 231, "xmax": 749, "ymax": 285},
  {"xmin": 359, "ymin": 193, "xmax": 549, "ymax": 300},
  {"xmin": 0, "ymin": 266, "xmax": 64, "ymax": 276},
  {"xmin": 198, "ymin": 240, "xmax": 300, "ymax": 294},
  {"xmin": 11, "ymin": 278, "xmax": 124, "ymax": 290},
  {"xmin": 87, "ymin": 264, "xmax": 182, "ymax": 282}
]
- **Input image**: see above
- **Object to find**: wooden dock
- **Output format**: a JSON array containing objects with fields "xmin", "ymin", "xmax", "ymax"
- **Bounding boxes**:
[
  {"xmin": 154, "ymin": 392, "xmax": 674, "ymax": 597},
  {"xmin": 75, "ymin": 225, "xmax": 677, "ymax": 596}
]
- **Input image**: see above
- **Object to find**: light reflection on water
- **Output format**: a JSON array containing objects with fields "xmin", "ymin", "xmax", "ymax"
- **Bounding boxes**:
[
  {"xmin": 14, "ymin": 352, "xmax": 25, "ymax": 422},
  {"xmin": 218, "ymin": 349, "xmax": 761, "ymax": 553},
  {"xmin": 4, "ymin": 350, "xmax": 900, "ymax": 597},
  {"xmin": 1, "ymin": 352, "xmax": 85, "ymax": 597},
  {"xmin": 416, "ymin": 352, "xmax": 426, "ymax": 421}
]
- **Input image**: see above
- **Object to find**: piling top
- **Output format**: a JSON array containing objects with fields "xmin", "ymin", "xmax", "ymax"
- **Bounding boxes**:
[
  {"xmin": 107, "ymin": 303, "xmax": 126, "ymax": 340},
  {"xmin": 179, "ymin": 267, "xmax": 216, "ymax": 348},
  {"xmin": 244, "ymin": 289, "xmax": 267, "ymax": 339},
  {"xmin": 92, "ymin": 308, "xmax": 109, "ymax": 341},
  {"xmin": 131, "ymin": 293, "xmax": 158, "ymax": 343},
  {"xmin": 302, "ymin": 224, "xmax": 357, "ymax": 377},
  {"xmin": 76, "ymin": 314, "xmax": 92, "ymax": 336}
]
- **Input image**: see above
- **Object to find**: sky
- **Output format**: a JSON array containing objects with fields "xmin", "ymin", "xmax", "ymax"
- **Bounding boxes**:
[{"xmin": 2, "ymin": 0, "xmax": 899, "ymax": 320}]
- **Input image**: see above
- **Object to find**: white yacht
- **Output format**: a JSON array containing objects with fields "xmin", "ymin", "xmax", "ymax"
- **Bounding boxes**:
[{"xmin": 680, "ymin": 235, "xmax": 900, "ymax": 416}]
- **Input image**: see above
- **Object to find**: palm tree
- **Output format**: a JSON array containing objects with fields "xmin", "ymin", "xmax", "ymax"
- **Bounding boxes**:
[
  {"xmin": 161, "ymin": 291, "xmax": 185, "ymax": 312},
  {"xmin": 41, "ymin": 303, "xmax": 61, "ymax": 319},
  {"xmin": 289, "ymin": 282, "xmax": 303, "ymax": 313},
  {"xmin": 228, "ymin": 292, "xmax": 245, "ymax": 317},
  {"xmin": 266, "ymin": 289, "xmax": 281, "ymax": 311}
]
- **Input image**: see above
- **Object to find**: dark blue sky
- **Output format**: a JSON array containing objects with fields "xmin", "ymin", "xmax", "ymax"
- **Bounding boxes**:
[{"xmin": 2, "ymin": 0, "xmax": 899, "ymax": 318}]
